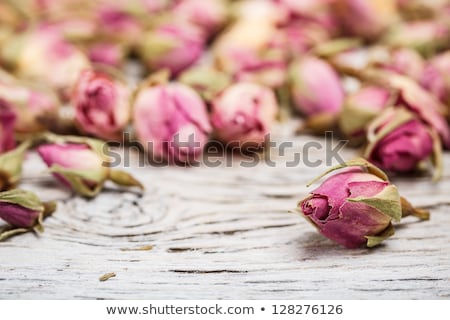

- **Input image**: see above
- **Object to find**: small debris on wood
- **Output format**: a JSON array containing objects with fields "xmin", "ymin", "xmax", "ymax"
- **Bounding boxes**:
[
  {"xmin": 99, "ymin": 272, "xmax": 116, "ymax": 282},
  {"xmin": 120, "ymin": 245, "xmax": 153, "ymax": 252}
]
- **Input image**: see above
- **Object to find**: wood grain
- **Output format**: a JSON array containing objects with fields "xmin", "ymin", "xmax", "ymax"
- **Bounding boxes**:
[{"xmin": 1, "ymin": 121, "xmax": 449, "ymax": 299}]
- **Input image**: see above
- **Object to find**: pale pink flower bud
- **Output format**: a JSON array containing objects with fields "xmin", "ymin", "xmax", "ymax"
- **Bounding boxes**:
[
  {"xmin": 420, "ymin": 51, "xmax": 450, "ymax": 106},
  {"xmin": 289, "ymin": 56, "xmax": 344, "ymax": 116},
  {"xmin": 88, "ymin": 42, "xmax": 126, "ymax": 68},
  {"xmin": 0, "ymin": 99, "xmax": 16, "ymax": 154},
  {"xmin": 72, "ymin": 69, "xmax": 131, "ymax": 140},
  {"xmin": 133, "ymin": 82, "xmax": 212, "ymax": 163},
  {"xmin": 211, "ymin": 82, "xmax": 278, "ymax": 146}
]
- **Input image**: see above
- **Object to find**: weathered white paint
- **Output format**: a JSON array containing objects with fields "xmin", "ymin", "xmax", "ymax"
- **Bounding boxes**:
[{"xmin": 1, "ymin": 122, "xmax": 449, "ymax": 299}]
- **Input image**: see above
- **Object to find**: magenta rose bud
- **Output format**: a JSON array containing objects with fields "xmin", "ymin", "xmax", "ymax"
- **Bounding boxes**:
[
  {"xmin": 420, "ymin": 51, "xmax": 450, "ymax": 106},
  {"xmin": 0, "ymin": 99, "xmax": 16, "ymax": 154},
  {"xmin": 211, "ymin": 82, "xmax": 278, "ymax": 147},
  {"xmin": 88, "ymin": 42, "xmax": 126, "ymax": 68},
  {"xmin": 0, "ymin": 189, "xmax": 56, "ymax": 230},
  {"xmin": 139, "ymin": 23, "xmax": 205, "ymax": 76},
  {"xmin": 72, "ymin": 69, "xmax": 131, "ymax": 140},
  {"xmin": 365, "ymin": 109, "xmax": 434, "ymax": 174},
  {"xmin": 133, "ymin": 82, "xmax": 212, "ymax": 164},
  {"xmin": 289, "ymin": 56, "xmax": 344, "ymax": 117}
]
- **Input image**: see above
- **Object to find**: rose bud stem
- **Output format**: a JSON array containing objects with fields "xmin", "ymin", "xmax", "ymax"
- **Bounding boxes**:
[
  {"xmin": 400, "ymin": 197, "xmax": 430, "ymax": 221},
  {"xmin": 108, "ymin": 170, "xmax": 144, "ymax": 190}
]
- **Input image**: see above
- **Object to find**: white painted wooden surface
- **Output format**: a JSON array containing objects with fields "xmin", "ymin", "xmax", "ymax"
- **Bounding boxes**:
[{"xmin": 1, "ymin": 121, "xmax": 449, "ymax": 299}]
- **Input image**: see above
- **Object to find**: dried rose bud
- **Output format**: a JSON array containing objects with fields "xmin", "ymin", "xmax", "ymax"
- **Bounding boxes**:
[
  {"xmin": 72, "ymin": 69, "xmax": 131, "ymax": 140},
  {"xmin": 0, "ymin": 99, "xmax": 16, "ymax": 154},
  {"xmin": 37, "ymin": 135, "xmax": 143, "ymax": 197},
  {"xmin": 0, "ymin": 77, "xmax": 60, "ymax": 134},
  {"xmin": 333, "ymin": 0, "xmax": 399, "ymax": 39},
  {"xmin": 138, "ymin": 23, "xmax": 205, "ymax": 76},
  {"xmin": 87, "ymin": 42, "xmax": 127, "ymax": 68},
  {"xmin": 211, "ymin": 82, "xmax": 278, "ymax": 147},
  {"xmin": 289, "ymin": 56, "xmax": 344, "ymax": 117},
  {"xmin": 133, "ymin": 80, "xmax": 212, "ymax": 163},
  {"xmin": 0, "ymin": 141, "xmax": 30, "ymax": 191},
  {"xmin": 172, "ymin": 0, "xmax": 228, "ymax": 38},
  {"xmin": 339, "ymin": 86, "xmax": 393, "ymax": 143},
  {"xmin": 376, "ymin": 48, "xmax": 425, "ymax": 81},
  {"xmin": 364, "ymin": 108, "xmax": 440, "ymax": 178},
  {"xmin": 383, "ymin": 21, "xmax": 449, "ymax": 56},
  {"xmin": 0, "ymin": 189, "xmax": 56, "ymax": 230},
  {"xmin": 178, "ymin": 66, "xmax": 232, "ymax": 102},
  {"xmin": 299, "ymin": 159, "xmax": 429, "ymax": 248},
  {"xmin": 420, "ymin": 51, "xmax": 450, "ymax": 106},
  {"xmin": 97, "ymin": 4, "xmax": 143, "ymax": 42},
  {"xmin": 1, "ymin": 27, "xmax": 91, "ymax": 99}
]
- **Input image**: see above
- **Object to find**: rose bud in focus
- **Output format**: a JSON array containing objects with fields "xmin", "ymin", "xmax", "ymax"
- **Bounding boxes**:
[
  {"xmin": 0, "ymin": 99, "xmax": 16, "ymax": 154},
  {"xmin": 0, "ymin": 141, "xmax": 30, "ymax": 191},
  {"xmin": 87, "ymin": 42, "xmax": 127, "ymax": 68},
  {"xmin": 138, "ymin": 23, "xmax": 205, "ymax": 76},
  {"xmin": 37, "ymin": 135, "xmax": 143, "ymax": 197},
  {"xmin": 211, "ymin": 82, "xmax": 278, "ymax": 147},
  {"xmin": 1, "ymin": 27, "xmax": 91, "ymax": 99},
  {"xmin": 0, "ymin": 189, "xmax": 56, "ymax": 231},
  {"xmin": 0, "ymin": 78, "xmax": 60, "ymax": 134},
  {"xmin": 333, "ymin": 0, "xmax": 399, "ymax": 39},
  {"xmin": 172, "ymin": 0, "xmax": 228, "ymax": 38},
  {"xmin": 383, "ymin": 21, "xmax": 449, "ymax": 56},
  {"xmin": 72, "ymin": 69, "xmax": 131, "ymax": 140},
  {"xmin": 298, "ymin": 158, "xmax": 429, "ymax": 248},
  {"xmin": 339, "ymin": 86, "xmax": 393, "ymax": 145},
  {"xmin": 420, "ymin": 51, "xmax": 450, "ymax": 106},
  {"xmin": 133, "ymin": 80, "xmax": 212, "ymax": 164},
  {"xmin": 364, "ymin": 108, "xmax": 441, "ymax": 179},
  {"xmin": 289, "ymin": 56, "xmax": 344, "ymax": 117}
]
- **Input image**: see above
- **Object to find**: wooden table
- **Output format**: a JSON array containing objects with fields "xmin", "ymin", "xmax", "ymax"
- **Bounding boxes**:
[{"xmin": 1, "ymin": 122, "xmax": 449, "ymax": 299}]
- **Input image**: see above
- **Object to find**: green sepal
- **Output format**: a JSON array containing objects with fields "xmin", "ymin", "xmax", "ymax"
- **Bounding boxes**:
[
  {"xmin": 347, "ymin": 185, "xmax": 402, "ymax": 222},
  {"xmin": 307, "ymin": 158, "xmax": 389, "ymax": 187},
  {"xmin": 0, "ymin": 227, "xmax": 29, "ymax": 242},
  {"xmin": 0, "ymin": 140, "xmax": 31, "ymax": 190},
  {"xmin": 0, "ymin": 189, "xmax": 45, "ymax": 212},
  {"xmin": 313, "ymin": 38, "xmax": 362, "ymax": 58},
  {"xmin": 109, "ymin": 170, "xmax": 144, "ymax": 190},
  {"xmin": 365, "ymin": 223, "xmax": 395, "ymax": 248}
]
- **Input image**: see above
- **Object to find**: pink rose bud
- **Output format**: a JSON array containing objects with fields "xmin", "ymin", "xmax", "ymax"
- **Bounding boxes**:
[
  {"xmin": 97, "ymin": 5, "xmax": 143, "ymax": 41},
  {"xmin": 0, "ymin": 141, "xmax": 30, "ymax": 192},
  {"xmin": 365, "ymin": 108, "xmax": 437, "ymax": 176},
  {"xmin": 0, "ymin": 77, "xmax": 60, "ymax": 134},
  {"xmin": 139, "ymin": 23, "xmax": 205, "ymax": 76},
  {"xmin": 88, "ymin": 42, "xmax": 126, "ymax": 68},
  {"xmin": 334, "ymin": 0, "xmax": 399, "ymax": 39},
  {"xmin": 299, "ymin": 159, "xmax": 429, "ymax": 248},
  {"xmin": 2, "ymin": 28, "xmax": 91, "ymax": 99},
  {"xmin": 339, "ymin": 86, "xmax": 392, "ymax": 143},
  {"xmin": 0, "ymin": 189, "xmax": 56, "ymax": 230},
  {"xmin": 377, "ymin": 48, "xmax": 425, "ymax": 81},
  {"xmin": 0, "ymin": 99, "xmax": 16, "ymax": 154},
  {"xmin": 420, "ymin": 51, "xmax": 450, "ymax": 106},
  {"xmin": 72, "ymin": 69, "xmax": 131, "ymax": 140},
  {"xmin": 172, "ymin": 0, "xmax": 228, "ymax": 38},
  {"xmin": 383, "ymin": 21, "xmax": 449, "ymax": 56},
  {"xmin": 289, "ymin": 56, "xmax": 344, "ymax": 117},
  {"xmin": 133, "ymin": 81, "xmax": 212, "ymax": 163},
  {"xmin": 211, "ymin": 82, "xmax": 278, "ymax": 147},
  {"xmin": 37, "ymin": 135, "xmax": 143, "ymax": 197}
]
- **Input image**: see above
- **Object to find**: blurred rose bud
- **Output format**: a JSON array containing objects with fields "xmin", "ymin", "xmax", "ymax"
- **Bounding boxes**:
[
  {"xmin": 1, "ymin": 28, "xmax": 91, "ymax": 99},
  {"xmin": 87, "ymin": 42, "xmax": 126, "ymax": 68},
  {"xmin": 299, "ymin": 159, "xmax": 428, "ymax": 248},
  {"xmin": 0, "ymin": 189, "xmax": 56, "ymax": 230},
  {"xmin": 211, "ymin": 82, "xmax": 278, "ymax": 147},
  {"xmin": 383, "ymin": 21, "xmax": 449, "ymax": 56},
  {"xmin": 397, "ymin": 0, "xmax": 448, "ymax": 19},
  {"xmin": 0, "ymin": 99, "xmax": 16, "ymax": 154},
  {"xmin": 365, "ymin": 108, "xmax": 440, "ymax": 179},
  {"xmin": 178, "ymin": 66, "xmax": 232, "ymax": 102},
  {"xmin": 375, "ymin": 47, "xmax": 425, "ymax": 81},
  {"xmin": 289, "ymin": 56, "xmax": 344, "ymax": 117},
  {"xmin": 37, "ymin": 135, "xmax": 143, "ymax": 197},
  {"xmin": 420, "ymin": 51, "xmax": 450, "ymax": 106},
  {"xmin": 133, "ymin": 81, "xmax": 212, "ymax": 163},
  {"xmin": 172, "ymin": 0, "xmax": 228, "ymax": 38},
  {"xmin": 38, "ymin": 18, "xmax": 98, "ymax": 43},
  {"xmin": 273, "ymin": 0, "xmax": 330, "ymax": 17},
  {"xmin": 72, "ymin": 69, "xmax": 131, "ymax": 140},
  {"xmin": 97, "ymin": 4, "xmax": 143, "ymax": 42},
  {"xmin": 232, "ymin": 0, "xmax": 288, "ymax": 23},
  {"xmin": 0, "ymin": 78, "xmax": 60, "ymax": 134},
  {"xmin": 0, "ymin": 141, "xmax": 30, "ymax": 192},
  {"xmin": 339, "ymin": 86, "xmax": 393, "ymax": 144},
  {"xmin": 139, "ymin": 23, "xmax": 205, "ymax": 76},
  {"xmin": 334, "ymin": 0, "xmax": 399, "ymax": 39}
]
